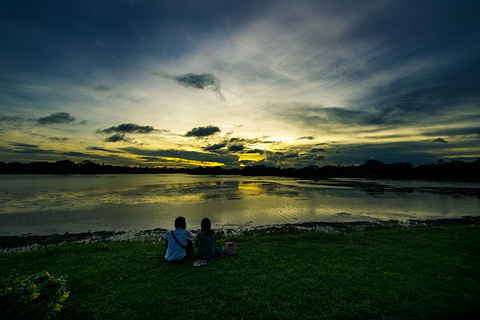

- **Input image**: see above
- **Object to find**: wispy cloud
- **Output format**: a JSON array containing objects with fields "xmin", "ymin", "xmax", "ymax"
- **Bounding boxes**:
[
  {"xmin": 37, "ymin": 112, "xmax": 76, "ymax": 125},
  {"xmin": 47, "ymin": 137, "xmax": 69, "ymax": 143},
  {"xmin": 94, "ymin": 84, "xmax": 113, "ymax": 91},
  {"xmin": 0, "ymin": 115, "xmax": 26, "ymax": 124},
  {"xmin": 99, "ymin": 123, "xmax": 155, "ymax": 134},
  {"xmin": 155, "ymin": 72, "xmax": 225, "ymax": 100}
]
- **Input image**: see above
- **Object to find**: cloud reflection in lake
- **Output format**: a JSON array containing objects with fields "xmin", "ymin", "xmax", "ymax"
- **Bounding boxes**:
[{"xmin": 0, "ymin": 174, "xmax": 479, "ymax": 236}]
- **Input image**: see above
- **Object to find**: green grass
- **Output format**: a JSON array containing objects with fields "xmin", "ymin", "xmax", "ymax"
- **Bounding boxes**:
[{"xmin": 1, "ymin": 225, "xmax": 479, "ymax": 319}]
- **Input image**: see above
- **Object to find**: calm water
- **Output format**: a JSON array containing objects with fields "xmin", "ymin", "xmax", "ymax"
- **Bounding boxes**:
[{"xmin": 1, "ymin": 174, "xmax": 479, "ymax": 236}]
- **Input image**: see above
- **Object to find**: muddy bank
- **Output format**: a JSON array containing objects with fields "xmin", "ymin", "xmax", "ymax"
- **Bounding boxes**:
[{"xmin": 1, "ymin": 216, "xmax": 479, "ymax": 253}]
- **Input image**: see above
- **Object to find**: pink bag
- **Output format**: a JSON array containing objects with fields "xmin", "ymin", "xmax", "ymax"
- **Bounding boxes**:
[{"xmin": 226, "ymin": 242, "xmax": 236, "ymax": 255}]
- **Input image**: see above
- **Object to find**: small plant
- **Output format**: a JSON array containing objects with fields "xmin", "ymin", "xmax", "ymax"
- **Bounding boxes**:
[{"xmin": 1, "ymin": 271, "xmax": 69, "ymax": 320}]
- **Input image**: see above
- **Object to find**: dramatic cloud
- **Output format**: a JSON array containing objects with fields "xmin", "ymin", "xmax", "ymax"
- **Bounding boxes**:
[
  {"xmin": 185, "ymin": 126, "xmax": 221, "ymax": 137},
  {"xmin": 156, "ymin": 72, "xmax": 224, "ymax": 99},
  {"xmin": 99, "ymin": 123, "xmax": 155, "ymax": 134},
  {"xmin": 37, "ymin": 113, "xmax": 76, "ymax": 125},
  {"xmin": 1, "ymin": 1, "xmax": 479, "ymax": 167}
]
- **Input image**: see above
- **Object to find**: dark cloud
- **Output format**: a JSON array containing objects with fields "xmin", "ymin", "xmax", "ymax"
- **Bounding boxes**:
[
  {"xmin": 246, "ymin": 149, "xmax": 264, "ymax": 154},
  {"xmin": 299, "ymin": 136, "xmax": 315, "ymax": 140},
  {"xmin": 48, "ymin": 137, "xmax": 69, "ymax": 142},
  {"xmin": 6, "ymin": 143, "xmax": 57, "ymax": 155},
  {"xmin": 87, "ymin": 146, "xmax": 123, "ymax": 153},
  {"xmin": 311, "ymin": 148, "xmax": 327, "ymax": 153},
  {"xmin": 433, "ymin": 138, "xmax": 448, "ymax": 144},
  {"xmin": 11, "ymin": 143, "xmax": 40, "ymax": 149},
  {"xmin": 228, "ymin": 144, "xmax": 244, "ymax": 152},
  {"xmin": 99, "ymin": 123, "xmax": 155, "ymax": 134},
  {"xmin": 204, "ymin": 143, "xmax": 227, "ymax": 151},
  {"xmin": 105, "ymin": 134, "xmax": 130, "ymax": 143},
  {"xmin": 185, "ymin": 125, "xmax": 220, "ymax": 137},
  {"xmin": 37, "ymin": 112, "xmax": 76, "ymax": 125},
  {"xmin": 156, "ymin": 72, "xmax": 224, "ymax": 99}
]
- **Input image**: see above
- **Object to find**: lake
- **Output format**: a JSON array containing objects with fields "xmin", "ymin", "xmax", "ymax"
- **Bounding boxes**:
[{"xmin": 0, "ymin": 174, "xmax": 479, "ymax": 236}]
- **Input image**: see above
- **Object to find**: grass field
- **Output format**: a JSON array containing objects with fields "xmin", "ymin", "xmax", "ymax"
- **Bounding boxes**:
[{"xmin": 1, "ymin": 223, "xmax": 479, "ymax": 319}]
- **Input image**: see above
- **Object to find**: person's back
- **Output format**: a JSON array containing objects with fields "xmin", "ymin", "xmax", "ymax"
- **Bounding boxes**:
[
  {"xmin": 196, "ymin": 230, "xmax": 216, "ymax": 259},
  {"xmin": 162, "ymin": 217, "xmax": 194, "ymax": 264}
]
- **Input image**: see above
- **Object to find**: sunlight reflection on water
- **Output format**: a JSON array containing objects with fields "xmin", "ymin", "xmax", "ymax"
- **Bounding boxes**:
[{"xmin": 0, "ymin": 174, "xmax": 479, "ymax": 236}]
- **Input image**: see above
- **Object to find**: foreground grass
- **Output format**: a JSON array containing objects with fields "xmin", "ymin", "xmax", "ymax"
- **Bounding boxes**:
[{"xmin": 1, "ymin": 225, "xmax": 479, "ymax": 320}]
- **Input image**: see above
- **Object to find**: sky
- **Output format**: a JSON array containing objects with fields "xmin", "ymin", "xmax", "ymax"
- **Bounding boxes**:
[{"xmin": 1, "ymin": 0, "xmax": 479, "ymax": 169}]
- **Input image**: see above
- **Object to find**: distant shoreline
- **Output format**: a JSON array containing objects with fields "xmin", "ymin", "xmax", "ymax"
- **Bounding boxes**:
[
  {"xmin": 1, "ymin": 216, "xmax": 479, "ymax": 253},
  {"xmin": 2, "ymin": 158, "xmax": 480, "ymax": 182}
]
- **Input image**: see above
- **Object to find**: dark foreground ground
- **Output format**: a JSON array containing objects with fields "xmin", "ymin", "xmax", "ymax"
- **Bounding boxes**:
[{"xmin": 1, "ymin": 218, "xmax": 479, "ymax": 319}]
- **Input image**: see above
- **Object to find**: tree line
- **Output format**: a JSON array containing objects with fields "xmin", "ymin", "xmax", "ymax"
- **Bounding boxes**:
[{"xmin": 1, "ymin": 159, "xmax": 479, "ymax": 181}]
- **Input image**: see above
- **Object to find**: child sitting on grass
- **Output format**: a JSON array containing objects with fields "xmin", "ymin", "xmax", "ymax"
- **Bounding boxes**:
[{"xmin": 194, "ymin": 218, "xmax": 225, "ymax": 267}]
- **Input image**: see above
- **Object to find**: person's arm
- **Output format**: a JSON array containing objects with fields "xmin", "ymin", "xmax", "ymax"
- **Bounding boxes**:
[
  {"xmin": 162, "ymin": 232, "xmax": 169, "ymax": 255},
  {"xmin": 163, "ymin": 240, "xmax": 168, "ymax": 256}
]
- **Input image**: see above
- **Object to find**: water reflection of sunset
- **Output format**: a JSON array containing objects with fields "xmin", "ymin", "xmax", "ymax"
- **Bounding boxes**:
[
  {"xmin": 237, "ymin": 181, "xmax": 264, "ymax": 194},
  {"xmin": 1, "ymin": 174, "xmax": 479, "ymax": 236}
]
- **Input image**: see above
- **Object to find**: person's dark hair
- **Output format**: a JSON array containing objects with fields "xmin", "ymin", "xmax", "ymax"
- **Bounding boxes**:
[
  {"xmin": 175, "ymin": 216, "xmax": 186, "ymax": 229},
  {"xmin": 201, "ymin": 218, "xmax": 212, "ymax": 236}
]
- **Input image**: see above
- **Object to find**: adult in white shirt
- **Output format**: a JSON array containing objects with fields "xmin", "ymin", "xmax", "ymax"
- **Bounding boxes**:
[{"xmin": 162, "ymin": 216, "xmax": 194, "ymax": 264}]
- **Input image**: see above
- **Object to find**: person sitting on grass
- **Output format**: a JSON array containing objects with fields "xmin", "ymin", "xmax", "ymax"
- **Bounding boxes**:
[
  {"xmin": 194, "ymin": 218, "xmax": 225, "ymax": 267},
  {"xmin": 163, "ymin": 216, "xmax": 194, "ymax": 265}
]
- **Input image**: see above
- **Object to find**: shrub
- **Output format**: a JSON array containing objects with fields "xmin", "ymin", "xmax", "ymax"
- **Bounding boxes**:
[{"xmin": 1, "ymin": 271, "xmax": 69, "ymax": 320}]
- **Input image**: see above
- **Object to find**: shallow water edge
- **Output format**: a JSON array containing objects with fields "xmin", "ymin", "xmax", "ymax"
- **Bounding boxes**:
[{"xmin": 1, "ymin": 216, "xmax": 479, "ymax": 254}]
